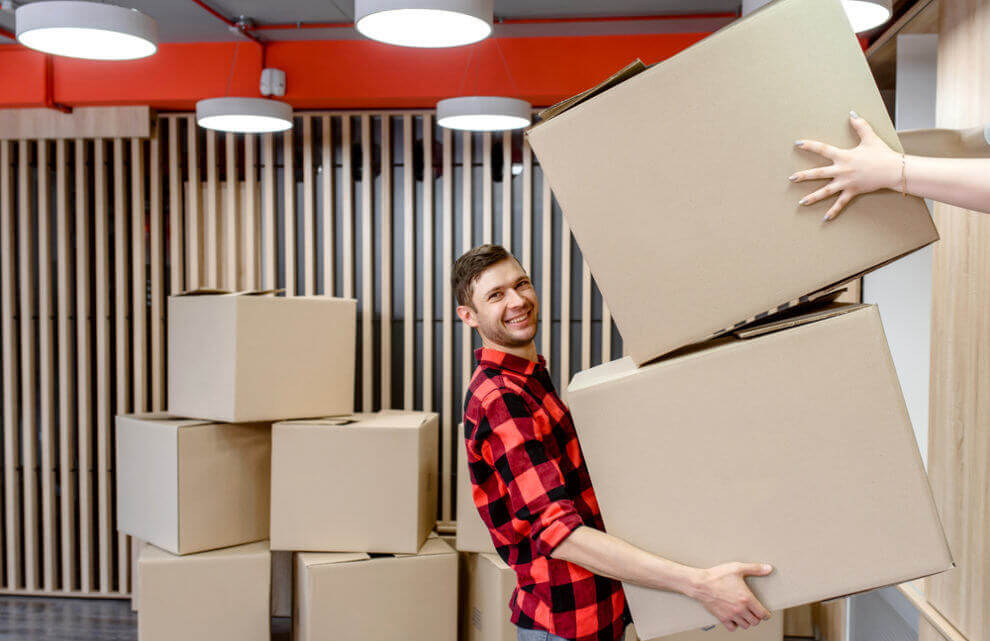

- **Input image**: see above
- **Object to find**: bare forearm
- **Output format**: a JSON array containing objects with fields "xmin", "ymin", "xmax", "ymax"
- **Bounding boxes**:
[
  {"xmin": 904, "ymin": 156, "xmax": 990, "ymax": 214},
  {"xmin": 551, "ymin": 526, "xmax": 702, "ymax": 599}
]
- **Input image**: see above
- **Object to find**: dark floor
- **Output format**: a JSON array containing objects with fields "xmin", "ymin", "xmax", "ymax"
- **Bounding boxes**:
[{"xmin": 0, "ymin": 596, "xmax": 292, "ymax": 641}]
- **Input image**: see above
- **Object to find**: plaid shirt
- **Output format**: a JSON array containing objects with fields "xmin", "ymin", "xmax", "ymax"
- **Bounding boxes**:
[{"xmin": 462, "ymin": 348, "xmax": 630, "ymax": 641}]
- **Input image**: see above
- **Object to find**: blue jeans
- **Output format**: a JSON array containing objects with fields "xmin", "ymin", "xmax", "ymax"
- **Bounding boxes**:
[{"xmin": 517, "ymin": 628, "xmax": 626, "ymax": 641}]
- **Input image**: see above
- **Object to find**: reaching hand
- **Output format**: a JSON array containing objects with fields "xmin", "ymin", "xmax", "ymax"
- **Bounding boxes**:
[
  {"xmin": 791, "ymin": 111, "xmax": 903, "ymax": 222},
  {"xmin": 693, "ymin": 562, "xmax": 774, "ymax": 631}
]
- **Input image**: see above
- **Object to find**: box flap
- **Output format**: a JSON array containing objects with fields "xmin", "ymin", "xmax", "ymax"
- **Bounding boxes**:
[
  {"xmin": 534, "ymin": 59, "xmax": 647, "ymax": 123},
  {"xmin": 118, "ymin": 412, "xmax": 213, "ymax": 429},
  {"xmin": 298, "ymin": 551, "xmax": 372, "ymax": 568},
  {"xmin": 898, "ymin": 125, "xmax": 990, "ymax": 158},
  {"xmin": 733, "ymin": 302, "xmax": 868, "ymax": 340},
  {"xmin": 176, "ymin": 288, "xmax": 283, "ymax": 296},
  {"xmin": 277, "ymin": 411, "xmax": 433, "ymax": 430}
]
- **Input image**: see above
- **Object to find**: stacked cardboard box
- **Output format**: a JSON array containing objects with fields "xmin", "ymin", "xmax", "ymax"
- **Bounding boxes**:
[{"xmin": 517, "ymin": 0, "xmax": 953, "ymax": 639}]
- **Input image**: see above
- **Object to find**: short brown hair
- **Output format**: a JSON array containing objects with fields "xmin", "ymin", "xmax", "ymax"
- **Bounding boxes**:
[{"xmin": 452, "ymin": 244, "xmax": 515, "ymax": 307}]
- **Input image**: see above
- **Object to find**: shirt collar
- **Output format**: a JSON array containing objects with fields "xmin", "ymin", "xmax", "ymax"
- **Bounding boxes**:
[{"xmin": 475, "ymin": 347, "xmax": 546, "ymax": 377}]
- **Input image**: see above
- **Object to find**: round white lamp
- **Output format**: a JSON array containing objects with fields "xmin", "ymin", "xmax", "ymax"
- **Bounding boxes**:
[
  {"xmin": 16, "ymin": 1, "xmax": 158, "ymax": 60},
  {"xmin": 437, "ymin": 96, "xmax": 531, "ymax": 132},
  {"xmin": 742, "ymin": 0, "xmax": 891, "ymax": 33},
  {"xmin": 196, "ymin": 98, "xmax": 294, "ymax": 133},
  {"xmin": 355, "ymin": 0, "xmax": 493, "ymax": 48}
]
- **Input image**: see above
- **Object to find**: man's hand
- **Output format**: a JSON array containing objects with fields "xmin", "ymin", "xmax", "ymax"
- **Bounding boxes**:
[{"xmin": 692, "ymin": 562, "xmax": 774, "ymax": 631}]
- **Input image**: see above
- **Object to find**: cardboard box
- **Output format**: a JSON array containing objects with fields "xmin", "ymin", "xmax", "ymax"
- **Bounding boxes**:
[
  {"xmin": 138, "ymin": 540, "xmax": 270, "ymax": 641},
  {"xmin": 627, "ymin": 615, "xmax": 782, "ymax": 641},
  {"xmin": 457, "ymin": 425, "xmax": 497, "ymax": 553},
  {"xmin": 115, "ymin": 413, "xmax": 270, "ymax": 555},
  {"xmin": 525, "ymin": 0, "xmax": 938, "ymax": 365},
  {"xmin": 167, "ymin": 290, "xmax": 356, "ymax": 422},
  {"xmin": 565, "ymin": 303, "xmax": 952, "ymax": 639},
  {"xmin": 460, "ymin": 553, "xmax": 516, "ymax": 641},
  {"xmin": 294, "ymin": 535, "xmax": 457, "ymax": 641},
  {"xmin": 270, "ymin": 411, "xmax": 438, "ymax": 553}
]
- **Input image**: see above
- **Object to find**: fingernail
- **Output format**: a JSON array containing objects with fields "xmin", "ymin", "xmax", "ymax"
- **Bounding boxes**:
[
  {"xmin": 794, "ymin": 140, "xmax": 804, "ymax": 147},
  {"xmin": 764, "ymin": 564, "xmax": 773, "ymax": 573},
  {"xmin": 823, "ymin": 213, "xmax": 833, "ymax": 222},
  {"xmin": 850, "ymin": 110, "xmax": 859, "ymax": 119},
  {"xmin": 788, "ymin": 174, "xmax": 797, "ymax": 182},
  {"xmin": 798, "ymin": 198, "xmax": 807, "ymax": 205}
]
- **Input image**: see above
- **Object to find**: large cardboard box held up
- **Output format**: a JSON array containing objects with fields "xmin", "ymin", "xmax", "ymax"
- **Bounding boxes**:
[
  {"xmin": 270, "ymin": 411, "xmax": 438, "ymax": 553},
  {"xmin": 566, "ymin": 304, "xmax": 953, "ymax": 640},
  {"xmin": 138, "ymin": 540, "xmax": 270, "ymax": 641},
  {"xmin": 525, "ymin": 0, "xmax": 938, "ymax": 365},
  {"xmin": 167, "ymin": 291, "xmax": 356, "ymax": 422},
  {"xmin": 115, "ymin": 413, "xmax": 270, "ymax": 555},
  {"xmin": 457, "ymin": 425, "xmax": 497, "ymax": 553},
  {"xmin": 460, "ymin": 553, "xmax": 516, "ymax": 641},
  {"xmin": 294, "ymin": 535, "xmax": 457, "ymax": 641}
]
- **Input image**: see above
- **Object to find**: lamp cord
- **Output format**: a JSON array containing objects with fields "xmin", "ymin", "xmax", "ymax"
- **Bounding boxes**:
[{"xmin": 224, "ymin": 41, "xmax": 240, "ymax": 96}]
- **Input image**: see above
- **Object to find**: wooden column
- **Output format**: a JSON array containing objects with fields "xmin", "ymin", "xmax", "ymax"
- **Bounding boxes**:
[{"xmin": 924, "ymin": 1, "xmax": 990, "ymax": 640}]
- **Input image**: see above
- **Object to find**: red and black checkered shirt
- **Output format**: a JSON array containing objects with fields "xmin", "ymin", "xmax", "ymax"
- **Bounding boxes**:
[{"xmin": 462, "ymin": 348, "xmax": 630, "ymax": 641}]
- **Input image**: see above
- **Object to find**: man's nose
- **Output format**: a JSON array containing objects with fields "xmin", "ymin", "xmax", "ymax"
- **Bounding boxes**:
[{"xmin": 505, "ymin": 288, "xmax": 527, "ymax": 307}]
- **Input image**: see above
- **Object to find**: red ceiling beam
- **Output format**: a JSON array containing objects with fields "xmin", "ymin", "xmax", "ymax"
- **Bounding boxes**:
[{"xmin": 0, "ymin": 32, "xmax": 711, "ymax": 111}]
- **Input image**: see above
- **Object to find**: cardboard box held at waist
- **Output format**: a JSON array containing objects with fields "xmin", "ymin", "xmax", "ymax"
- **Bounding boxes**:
[
  {"xmin": 565, "ymin": 303, "xmax": 953, "ymax": 639},
  {"xmin": 525, "ymin": 0, "xmax": 938, "ymax": 365}
]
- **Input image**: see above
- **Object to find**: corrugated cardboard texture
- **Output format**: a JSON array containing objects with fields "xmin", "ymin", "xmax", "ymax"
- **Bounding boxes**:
[
  {"xmin": 115, "ymin": 414, "xmax": 271, "ymax": 555},
  {"xmin": 138, "ymin": 540, "xmax": 270, "ymax": 641},
  {"xmin": 566, "ymin": 305, "xmax": 952, "ymax": 639},
  {"xmin": 526, "ymin": 0, "xmax": 938, "ymax": 365},
  {"xmin": 460, "ymin": 553, "xmax": 516, "ymax": 641},
  {"xmin": 167, "ymin": 294, "xmax": 356, "ymax": 422},
  {"xmin": 457, "ymin": 426, "xmax": 497, "ymax": 553},
  {"xmin": 270, "ymin": 411, "xmax": 439, "ymax": 553},
  {"xmin": 294, "ymin": 536, "xmax": 457, "ymax": 641},
  {"xmin": 627, "ymin": 614, "xmax": 782, "ymax": 641}
]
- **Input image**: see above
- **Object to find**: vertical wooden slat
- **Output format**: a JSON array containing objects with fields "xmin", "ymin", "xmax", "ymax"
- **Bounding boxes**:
[
  {"xmin": 0, "ymin": 140, "xmax": 17, "ymax": 589},
  {"xmin": 93, "ymin": 140, "xmax": 112, "ymax": 594},
  {"xmin": 460, "ymin": 131, "xmax": 473, "ymax": 391},
  {"xmin": 283, "ymin": 128, "xmax": 296, "ymax": 296},
  {"xmin": 360, "ymin": 115, "xmax": 373, "ymax": 412},
  {"xmin": 18, "ymin": 140, "xmax": 38, "ymax": 591},
  {"xmin": 403, "ymin": 115, "xmax": 414, "ymax": 410},
  {"xmin": 185, "ymin": 119, "xmax": 201, "ymax": 289},
  {"xmin": 521, "ymin": 140, "xmax": 533, "ymax": 275},
  {"xmin": 560, "ymin": 220, "xmax": 571, "ymax": 389},
  {"xmin": 540, "ymin": 177, "xmax": 552, "ymax": 364},
  {"xmin": 502, "ymin": 131, "xmax": 512, "ymax": 252},
  {"xmin": 168, "ymin": 118, "xmax": 183, "ymax": 294},
  {"xmin": 112, "ymin": 138, "xmax": 130, "ymax": 594},
  {"xmin": 303, "ymin": 117, "xmax": 315, "ymax": 296},
  {"xmin": 380, "ymin": 117, "xmax": 392, "ymax": 407},
  {"xmin": 243, "ymin": 135, "xmax": 257, "ymax": 290},
  {"xmin": 58, "ymin": 139, "xmax": 76, "ymax": 591},
  {"xmin": 482, "ymin": 132, "xmax": 492, "ymax": 244},
  {"xmin": 342, "ymin": 117, "xmax": 354, "ymax": 299},
  {"xmin": 150, "ymin": 133, "xmax": 164, "ymax": 410},
  {"xmin": 130, "ymin": 139, "xmax": 147, "ymax": 415},
  {"xmin": 262, "ymin": 133, "xmax": 275, "ymax": 290},
  {"xmin": 36, "ymin": 141, "xmax": 56, "ymax": 593},
  {"xmin": 76, "ymin": 139, "xmax": 94, "ymax": 593},
  {"xmin": 205, "ymin": 130, "xmax": 219, "ymax": 288},
  {"xmin": 320, "ymin": 116, "xmax": 334, "ymax": 296},
  {"xmin": 223, "ymin": 133, "xmax": 237, "ymax": 290},
  {"xmin": 441, "ymin": 127, "xmax": 454, "ymax": 522},
  {"xmin": 581, "ymin": 262, "xmax": 591, "ymax": 371},
  {"xmin": 422, "ymin": 115, "xmax": 434, "ymax": 412},
  {"xmin": 602, "ymin": 301, "xmax": 613, "ymax": 363}
]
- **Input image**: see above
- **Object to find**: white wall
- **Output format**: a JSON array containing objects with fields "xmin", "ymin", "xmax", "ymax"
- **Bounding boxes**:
[{"xmin": 862, "ymin": 33, "xmax": 938, "ymax": 467}]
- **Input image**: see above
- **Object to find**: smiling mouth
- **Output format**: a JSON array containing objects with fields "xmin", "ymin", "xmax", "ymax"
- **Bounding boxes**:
[{"xmin": 505, "ymin": 310, "xmax": 532, "ymax": 326}]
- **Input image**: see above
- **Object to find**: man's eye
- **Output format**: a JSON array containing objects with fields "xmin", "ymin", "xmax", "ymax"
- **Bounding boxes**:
[{"xmin": 489, "ymin": 293, "xmax": 501, "ymax": 301}]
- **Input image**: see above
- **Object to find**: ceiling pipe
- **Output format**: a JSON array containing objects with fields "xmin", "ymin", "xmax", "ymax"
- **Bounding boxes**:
[
  {"xmin": 245, "ymin": 11, "xmax": 738, "ymax": 31},
  {"xmin": 0, "ymin": 24, "xmax": 14, "ymax": 40},
  {"xmin": 187, "ymin": 0, "xmax": 267, "ymax": 66},
  {"xmin": 44, "ymin": 55, "xmax": 72, "ymax": 113}
]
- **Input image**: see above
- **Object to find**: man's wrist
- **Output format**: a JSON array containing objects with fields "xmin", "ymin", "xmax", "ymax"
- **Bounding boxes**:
[{"xmin": 672, "ymin": 565, "xmax": 708, "ymax": 600}]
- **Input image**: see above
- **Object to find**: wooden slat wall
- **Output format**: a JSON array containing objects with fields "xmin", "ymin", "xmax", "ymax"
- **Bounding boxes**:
[{"xmin": 0, "ymin": 111, "xmax": 621, "ymax": 596}]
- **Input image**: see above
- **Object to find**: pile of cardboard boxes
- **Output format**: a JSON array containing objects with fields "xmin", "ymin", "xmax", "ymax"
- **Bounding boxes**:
[
  {"xmin": 115, "ymin": 291, "xmax": 459, "ymax": 641},
  {"xmin": 521, "ymin": 0, "xmax": 954, "ymax": 639}
]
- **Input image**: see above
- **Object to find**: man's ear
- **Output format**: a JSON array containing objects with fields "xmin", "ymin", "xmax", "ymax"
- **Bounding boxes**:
[{"xmin": 457, "ymin": 304, "xmax": 479, "ymax": 328}]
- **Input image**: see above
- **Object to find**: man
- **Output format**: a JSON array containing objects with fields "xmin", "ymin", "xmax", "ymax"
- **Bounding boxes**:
[{"xmin": 455, "ymin": 244, "xmax": 773, "ymax": 641}]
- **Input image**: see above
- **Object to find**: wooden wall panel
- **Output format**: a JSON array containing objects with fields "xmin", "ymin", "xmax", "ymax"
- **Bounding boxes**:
[{"xmin": 926, "ymin": 2, "xmax": 990, "ymax": 640}]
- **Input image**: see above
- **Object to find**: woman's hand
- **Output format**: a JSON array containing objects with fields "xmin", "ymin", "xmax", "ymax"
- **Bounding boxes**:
[{"xmin": 791, "ymin": 111, "xmax": 903, "ymax": 222}]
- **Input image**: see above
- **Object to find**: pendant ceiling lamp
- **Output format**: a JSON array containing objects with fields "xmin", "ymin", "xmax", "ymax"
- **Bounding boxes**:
[
  {"xmin": 196, "ymin": 97, "xmax": 293, "ymax": 133},
  {"xmin": 841, "ymin": 0, "xmax": 892, "ymax": 32},
  {"xmin": 355, "ymin": 0, "xmax": 493, "ymax": 48},
  {"xmin": 437, "ymin": 96, "xmax": 531, "ymax": 132},
  {"xmin": 16, "ymin": 1, "xmax": 158, "ymax": 60}
]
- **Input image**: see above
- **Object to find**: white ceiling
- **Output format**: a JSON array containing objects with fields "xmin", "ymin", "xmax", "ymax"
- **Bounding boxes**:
[{"xmin": 0, "ymin": 0, "xmax": 744, "ymax": 44}]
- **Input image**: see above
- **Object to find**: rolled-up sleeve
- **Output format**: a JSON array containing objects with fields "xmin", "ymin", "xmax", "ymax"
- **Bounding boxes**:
[{"xmin": 478, "ymin": 389, "xmax": 584, "ymax": 556}]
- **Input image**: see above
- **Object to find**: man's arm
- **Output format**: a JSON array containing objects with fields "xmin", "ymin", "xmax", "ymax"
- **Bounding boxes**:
[{"xmin": 552, "ymin": 526, "xmax": 773, "ymax": 632}]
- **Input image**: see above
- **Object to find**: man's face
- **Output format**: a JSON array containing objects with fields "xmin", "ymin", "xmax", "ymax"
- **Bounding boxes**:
[{"xmin": 458, "ymin": 258, "xmax": 539, "ymax": 349}]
